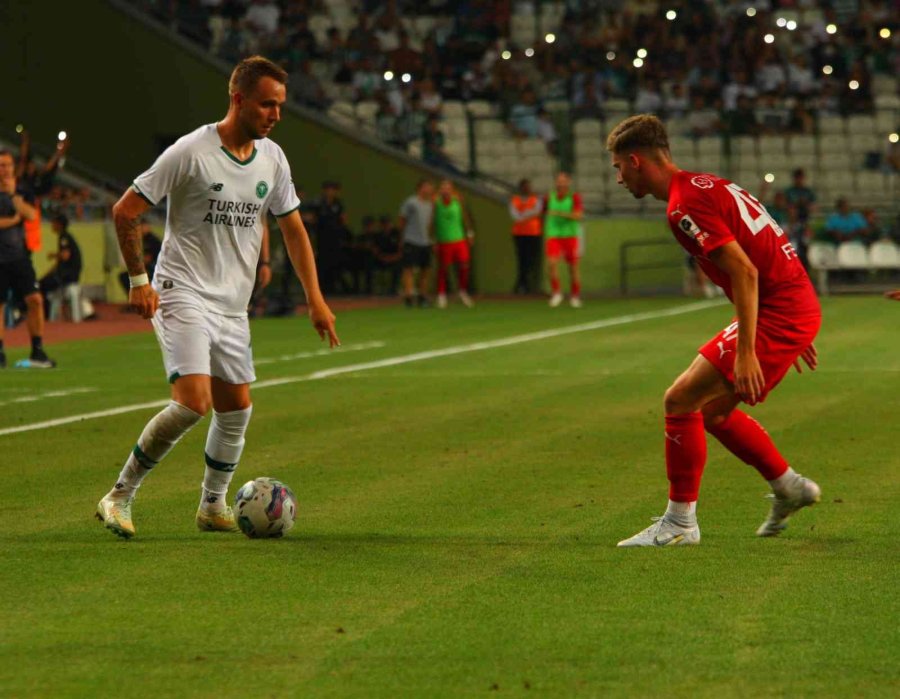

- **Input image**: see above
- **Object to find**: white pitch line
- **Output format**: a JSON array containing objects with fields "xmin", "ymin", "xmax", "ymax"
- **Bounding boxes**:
[
  {"xmin": 254, "ymin": 341, "xmax": 386, "ymax": 366},
  {"xmin": 0, "ymin": 300, "xmax": 723, "ymax": 437},
  {"xmin": 0, "ymin": 386, "xmax": 97, "ymax": 407}
]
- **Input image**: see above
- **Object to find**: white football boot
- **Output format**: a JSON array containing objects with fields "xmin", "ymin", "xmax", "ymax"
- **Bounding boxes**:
[
  {"xmin": 95, "ymin": 495, "xmax": 136, "ymax": 539},
  {"xmin": 570, "ymin": 296, "xmax": 583, "ymax": 308},
  {"xmin": 549, "ymin": 292, "xmax": 564, "ymax": 307},
  {"xmin": 756, "ymin": 475, "xmax": 821, "ymax": 537},
  {"xmin": 458, "ymin": 290, "xmax": 474, "ymax": 308},
  {"xmin": 617, "ymin": 516, "xmax": 701, "ymax": 548},
  {"xmin": 436, "ymin": 293, "xmax": 448, "ymax": 309}
]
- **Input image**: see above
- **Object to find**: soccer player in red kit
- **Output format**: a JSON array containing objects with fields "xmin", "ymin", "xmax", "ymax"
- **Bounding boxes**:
[{"xmin": 607, "ymin": 115, "xmax": 822, "ymax": 547}]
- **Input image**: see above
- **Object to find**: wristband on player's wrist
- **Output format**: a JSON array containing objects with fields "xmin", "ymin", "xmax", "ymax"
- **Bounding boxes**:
[{"xmin": 129, "ymin": 273, "xmax": 150, "ymax": 288}]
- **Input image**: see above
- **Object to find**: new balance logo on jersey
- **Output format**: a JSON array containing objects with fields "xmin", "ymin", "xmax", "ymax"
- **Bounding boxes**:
[{"xmin": 209, "ymin": 182, "xmax": 224, "ymax": 191}]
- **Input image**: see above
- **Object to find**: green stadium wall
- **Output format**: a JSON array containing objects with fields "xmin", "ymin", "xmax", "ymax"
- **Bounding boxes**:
[{"xmin": 3, "ymin": 1, "xmax": 681, "ymax": 297}]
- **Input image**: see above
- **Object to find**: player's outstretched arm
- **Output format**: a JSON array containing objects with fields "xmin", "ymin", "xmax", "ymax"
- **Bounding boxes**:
[
  {"xmin": 709, "ymin": 241, "xmax": 765, "ymax": 404},
  {"xmin": 277, "ymin": 210, "xmax": 340, "ymax": 347},
  {"xmin": 113, "ymin": 188, "xmax": 158, "ymax": 319}
]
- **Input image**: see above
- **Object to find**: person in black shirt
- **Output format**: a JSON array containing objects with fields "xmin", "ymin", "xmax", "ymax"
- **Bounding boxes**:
[
  {"xmin": 0, "ymin": 150, "xmax": 55, "ymax": 368},
  {"xmin": 312, "ymin": 181, "xmax": 351, "ymax": 294},
  {"xmin": 39, "ymin": 213, "xmax": 83, "ymax": 317}
]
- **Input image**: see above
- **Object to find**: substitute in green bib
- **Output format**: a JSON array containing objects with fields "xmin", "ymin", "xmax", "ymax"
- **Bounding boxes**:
[
  {"xmin": 432, "ymin": 180, "xmax": 475, "ymax": 308},
  {"xmin": 544, "ymin": 171, "xmax": 584, "ymax": 307}
]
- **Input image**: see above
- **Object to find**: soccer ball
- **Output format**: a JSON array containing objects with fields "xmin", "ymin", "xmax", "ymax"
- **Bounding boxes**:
[{"xmin": 233, "ymin": 477, "xmax": 298, "ymax": 539}]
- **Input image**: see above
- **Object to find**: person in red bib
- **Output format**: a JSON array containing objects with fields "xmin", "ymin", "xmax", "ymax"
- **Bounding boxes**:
[
  {"xmin": 543, "ymin": 171, "xmax": 584, "ymax": 308},
  {"xmin": 432, "ymin": 179, "xmax": 474, "ymax": 308},
  {"xmin": 607, "ymin": 115, "xmax": 821, "ymax": 548}
]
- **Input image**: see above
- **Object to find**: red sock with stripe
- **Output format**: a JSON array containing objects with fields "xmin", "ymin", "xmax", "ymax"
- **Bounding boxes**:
[
  {"xmin": 571, "ymin": 279, "xmax": 581, "ymax": 296},
  {"xmin": 665, "ymin": 412, "xmax": 707, "ymax": 502},
  {"xmin": 705, "ymin": 410, "xmax": 789, "ymax": 481}
]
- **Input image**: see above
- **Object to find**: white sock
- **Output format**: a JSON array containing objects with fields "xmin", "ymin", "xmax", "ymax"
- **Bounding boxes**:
[
  {"xmin": 665, "ymin": 499, "xmax": 697, "ymax": 525},
  {"xmin": 769, "ymin": 467, "xmax": 799, "ymax": 497},
  {"xmin": 200, "ymin": 405, "xmax": 252, "ymax": 511},
  {"xmin": 108, "ymin": 401, "xmax": 204, "ymax": 499}
]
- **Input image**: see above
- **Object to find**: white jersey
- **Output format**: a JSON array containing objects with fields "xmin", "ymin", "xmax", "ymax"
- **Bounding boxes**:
[{"xmin": 133, "ymin": 123, "xmax": 299, "ymax": 317}]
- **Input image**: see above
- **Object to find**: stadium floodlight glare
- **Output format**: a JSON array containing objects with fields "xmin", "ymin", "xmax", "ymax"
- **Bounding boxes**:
[
  {"xmin": 545, "ymin": 33, "xmax": 556, "ymax": 44},
  {"xmin": 822, "ymin": 65, "xmax": 833, "ymax": 75},
  {"xmin": 383, "ymin": 70, "xmax": 394, "ymax": 81},
  {"xmin": 848, "ymin": 80, "xmax": 860, "ymax": 90},
  {"xmin": 746, "ymin": 7, "xmax": 757, "ymax": 17},
  {"xmin": 776, "ymin": 17, "xmax": 787, "ymax": 27},
  {"xmin": 633, "ymin": 58, "xmax": 644, "ymax": 68},
  {"xmin": 15, "ymin": 124, "xmax": 24, "ymax": 134},
  {"xmin": 501, "ymin": 50, "xmax": 512, "ymax": 60},
  {"xmin": 764, "ymin": 173, "xmax": 775, "ymax": 183},
  {"xmin": 637, "ymin": 48, "xmax": 648, "ymax": 59},
  {"xmin": 401, "ymin": 73, "xmax": 412, "ymax": 83},
  {"xmin": 606, "ymin": 51, "xmax": 616, "ymax": 61},
  {"xmin": 57, "ymin": 131, "xmax": 67, "ymax": 141},
  {"xmin": 826, "ymin": 23, "xmax": 837, "ymax": 34},
  {"xmin": 889, "ymin": 133, "xmax": 899, "ymax": 144},
  {"xmin": 666, "ymin": 10, "xmax": 677, "ymax": 20},
  {"xmin": 880, "ymin": 28, "xmax": 891, "ymax": 39},
  {"xmin": 764, "ymin": 33, "xmax": 775, "ymax": 44},
  {"xmin": 787, "ymin": 20, "xmax": 797, "ymax": 31},
  {"xmin": 525, "ymin": 47, "xmax": 535, "ymax": 57}
]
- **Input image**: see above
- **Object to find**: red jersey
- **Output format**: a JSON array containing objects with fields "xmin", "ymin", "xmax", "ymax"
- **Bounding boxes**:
[{"xmin": 667, "ymin": 171, "xmax": 819, "ymax": 316}]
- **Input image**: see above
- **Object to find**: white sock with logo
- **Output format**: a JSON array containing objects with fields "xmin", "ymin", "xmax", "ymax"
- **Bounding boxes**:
[
  {"xmin": 665, "ymin": 499, "xmax": 697, "ymax": 526},
  {"xmin": 108, "ymin": 401, "xmax": 204, "ymax": 500},
  {"xmin": 200, "ymin": 405, "xmax": 252, "ymax": 512}
]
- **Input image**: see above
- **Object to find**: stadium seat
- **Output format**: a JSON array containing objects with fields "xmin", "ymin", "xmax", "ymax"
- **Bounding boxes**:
[
  {"xmin": 856, "ymin": 171, "xmax": 887, "ymax": 195},
  {"xmin": 48, "ymin": 284, "xmax": 84, "ymax": 323},
  {"xmin": 807, "ymin": 241, "xmax": 838, "ymax": 294},
  {"xmin": 574, "ymin": 119, "xmax": 602, "ymax": 139},
  {"xmin": 517, "ymin": 140, "xmax": 546, "ymax": 157},
  {"xmin": 819, "ymin": 170, "xmax": 855, "ymax": 197},
  {"xmin": 875, "ymin": 110, "xmax": 897, "ymax": 133},
  {"xmin": 819, "ymin": 151, "xmax": 855, "ymax": 170},
  {"xmin": 847, "ymin": 115, "xmax": 876, "ymax": 135},
  {"xmin": 442, "ymin": 101, "xmax": 466, "ymax": 118},
  {"xmin": 474, "ymin": 120, "xmax": 505, "ymax": 139},
  {"xmin": 836, "ymin": 242, "xmax": 870, "ymax": 269},
  {"xmin": 818, "ymin": 115, "xmax": 846, "ymax": 135},
  {"xmin": 869, "ymin": 240, "xmax": 900, "ymax": 269},
  {"xmin": 466, "ymin": 100, "xmax": 494, "ymax": 117},
  {"xmin": 668, "ymin": 136, "xmax": 695, "ymax": 160},
  {"xmin": 788, "ymin": 135, "xmax": 817, "ymax": 156},
  {"xmin": 355, "ymin": 101, "xmax": 378, "ymax": 123}
]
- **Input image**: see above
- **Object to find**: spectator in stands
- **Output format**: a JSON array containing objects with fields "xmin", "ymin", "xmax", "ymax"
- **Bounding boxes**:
[
  {"xmin": 787, "ymin": 100, "xmax": 815, "ymax": 135},
  {"xmin": 862, "ymin": 209, "xmax": 889, "ymax": 242},
  {"xmin": 823, "ymin": 198, "xmax": 870, "ymax": 243},
  {"xmin": 755, "ymin": 46, "xmax": 787, "ymax": 95},
  {"xmin": 352, "ymin": 56, "xmax": 381, "ymax": 101},
  {"xmin": 418, "ymin": 78, "xmax": 443, "ymax": 116},
  {"xmin": 388, "ymin": 30, "xmax": 424, "ymax": 79},
  {"xmin": 218, "ymin": 18, "xmax": 251, "ymax": 64},
  {"xmin": 883, "ymin": 136, "xmax": 900, "ymax": 173},
  {"xmin": 536, "ymin": 109, "xmax": 559, "ymax": 157},
  {"xmin": 841, "ymin": 60, "xmax": 874, "ymax": 114},
  {"xmin": 39, "ymin": 213, "xmax": 82, "ymax": 317},
  {"xmin": 396, "ymin": 93, "xmax": 427, "ymax": 151},
  {"xmin": 398, "ymin": 179, "xmax": 435, "ymax": 307},
  {"xmin": 290, "ymin": 60, "xmax": 330, "ymax": 110},
  {"xmin": 663, "ymin": 83, "xmax": 689, "ymax": 119},
  {"xmin": 757, "ymin": 93, "xmax": 790, "ymax": 134},
  {"xmin": 722, "ymin": 69, "xmax": 758, "ymax": 112},
  {"xmin": 509, "ymin": 89, "xmax": 540, "ymax": 139},
  {"xmin": 509, "ymin": 178, "xmax": 543, "ymax": 295},
  {"xmin": 422, "ymin": 115, "xmax": 460, "ymax": 174},
  {"xmin": 244, "ymin": 0, "xmax": 279, "ymax": 37},
  {"xmin": 725, "ymin": 95, "xmax": 761, "ymax": 136},
  {"xmin": 784, "ymin": 169, "xmax": 817, "ymax": 227},
  {"xmin": 375, "ymin": 98, "xmax": 402, "ymax": 148},
  {"xmin": 633, "ymin": 77, "xmax": 663, "ymax": 115},
  {"xmin": 687, "ymin": 96, "xmax": 722, "ymax": 138}
]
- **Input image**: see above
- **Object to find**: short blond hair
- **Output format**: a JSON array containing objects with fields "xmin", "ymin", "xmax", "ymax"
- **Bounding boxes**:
[
  {"xmin": 229, "ymin": 55, "xmax": 288, "ymax": 96},
  {"xmin": 606, "ymin": 114, "xmax": 670, "ymax": 157}
]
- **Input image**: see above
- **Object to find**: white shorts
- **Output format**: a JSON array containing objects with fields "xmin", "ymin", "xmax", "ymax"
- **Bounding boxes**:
[{"xmin": 151, "ymin": 296, "xmax": 255, "ymax": 385}]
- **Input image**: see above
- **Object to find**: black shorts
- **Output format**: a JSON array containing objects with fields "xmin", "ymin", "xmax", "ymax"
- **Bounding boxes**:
[
  {"xmin": 0, "ymin": 258, "xmax": 39, "ymax": 301},
  {"xmin": 403, "ymin": 243, "xmax": 432, "ymax": 269}
]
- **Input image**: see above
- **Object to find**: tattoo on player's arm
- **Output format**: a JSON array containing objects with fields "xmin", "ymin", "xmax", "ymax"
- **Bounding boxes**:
[{"xmin": 116, "ymin": 215, "xmax": 146, "ymax": 275}]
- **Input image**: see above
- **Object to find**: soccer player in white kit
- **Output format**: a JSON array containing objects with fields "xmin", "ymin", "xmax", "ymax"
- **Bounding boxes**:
[{"xmin": 95, "ymin": 56, "xmax": 339, "ymax": 539}]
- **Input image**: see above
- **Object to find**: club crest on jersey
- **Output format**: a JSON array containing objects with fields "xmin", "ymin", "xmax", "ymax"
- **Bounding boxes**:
[
  {"xmin": 256, "ymin": 180, "xmax": 269, "ymax": 199},
  {"xmin": 690, "ymin": 175, "xmax": 715, "ymax": 189}
]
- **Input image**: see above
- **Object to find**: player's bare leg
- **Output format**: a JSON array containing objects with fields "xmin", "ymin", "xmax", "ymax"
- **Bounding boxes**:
[
  {"xmin": 569, "ymin": 260, "xmax": 582, "ymax": 307},
  {"xmin": 23, "ymin": 292, "xmax": 55, "ymax": 367},
  {"xmin": 195, "ymin": 378, "xmax": 251, "ymax": 532},
  {"xmin": 402, "ymin": 267, "xmax": 415, "ymax": 307},
  {"xmin": 416, "ymin": 267, "xmax": 430, "ymax": 307},
  {"xmin": 547, "ymin": 257, "xmax": 563, "ymax": 306}
]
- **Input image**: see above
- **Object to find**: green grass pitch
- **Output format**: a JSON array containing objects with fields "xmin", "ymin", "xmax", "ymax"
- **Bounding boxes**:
[{"xmin": 1, "ymin": 297, "xmax": 897, "ymax": 698}]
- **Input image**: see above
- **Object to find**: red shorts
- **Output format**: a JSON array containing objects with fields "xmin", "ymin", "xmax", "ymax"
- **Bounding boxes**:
[
  {"xmin": 545, "ymin": 237, "xmax": 579, "ymax": 263},
  {"xmin": 437, "ymin": 241, "xmax": 470, "ymax": 266},
  {"xmin": 699, "ymin": 311, "xmax": 821, "ymax": 405}
]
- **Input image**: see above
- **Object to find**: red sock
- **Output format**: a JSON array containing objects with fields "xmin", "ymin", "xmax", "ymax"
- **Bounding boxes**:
[
  {"xmin": 550, "ymin": 275, "xmax": 560, "ymax": 293},
  {"xmin": 458, "ymin": 264, "xmax": 469, "ymax": 292},
  {"xmin": 665, "ymin": 412, "xmax": 707, "ymax": 502},
  {"xmin": 571, "ymin": 278, "xmax": 581, "ymax": 296},
  {"xmin": 705, "ymin": 410, "xmax": 789, "ymax": 481},
  {"xmin": 437, "ymin": 265, "xmax": 448, "ymax": 294}
]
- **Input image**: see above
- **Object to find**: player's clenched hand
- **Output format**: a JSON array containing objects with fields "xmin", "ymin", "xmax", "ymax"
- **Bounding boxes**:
[
  {"xmin": 793, "ymin": 343, "xmax": 817, "ymax": 374},
  {"xmin": 129, "ymin": 284, "xmax": 159, "ymax": 319},
  {"xmin": 309, "ymin": 301, "xmax": 340, "ymax": 348},
  {"xmin": 734, "ymin": 351, "xmax": 766, "ymax": 405}
]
